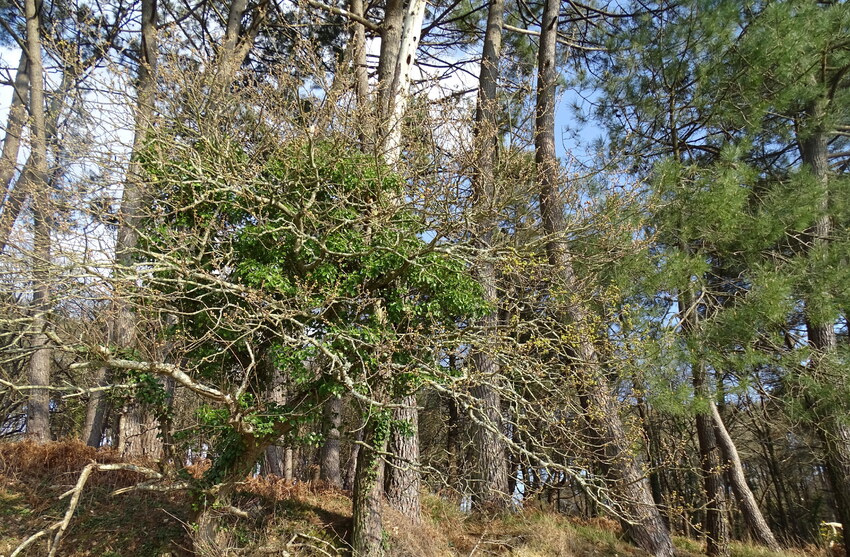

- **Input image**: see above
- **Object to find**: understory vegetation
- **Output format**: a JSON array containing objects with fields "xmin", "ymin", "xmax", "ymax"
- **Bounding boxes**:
[{"xmin": 1, "ymin": 0, "xmax": 849, "ymax": 556}]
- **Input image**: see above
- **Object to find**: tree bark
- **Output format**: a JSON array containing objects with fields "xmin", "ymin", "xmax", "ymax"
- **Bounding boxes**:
[
  {"xmin": 711, "ymin": 403, "xmax": 782, "ymax": 551},
  {"xmin": 800, "ymin": 97, "xmax": 850, "ymax": 556},
  {"xmin": 345, "ymin": 426, "xmax": 364, "ymax": 491},
  {"xmin": 695, "ymin": 381, "xmax": 730, "ymax": 557},
  {"xmin": 320, "ymin": 396, "xmax": 344, "ymax": 488},
  {"xmin": 24, "ymin": 0, "xmax": 51, "ymax": 444},
  {"xmin": 216, "ymin": 0, "xmax": 270, "ymax": 85},
  {"xmin": 263, "ymin": 444, "xmax": 285, "ymax": 476},
  {"xmin": 376, "ymin": 0, "xmax": 426, "ymax": 162},
  {"xmin": 385, "ymin": 394, "xmax": 421, "ymax": 522},
  {"xmin": 371, "ymin": 0, "xmax": 427, "ymax": 529},
  {"xmin": 0, "ymin": 51, "xmax": 29, "ymax": 213},
  {"xmin": 469, "ymin": 0, "xmax": 509, "ymax": 510},
  {"xmin": 681, "ymin": 285, "xmax": 729, "ymax": 557},
  {"xmin": 352, "ymin": 416, "xmax": 388, "ymax": 556},
  {"xmin": 97, "ymin": 0, "xmax": 162, "ymax": 456},
  {"xmin": 533, "ymin": 0, "xmax": 673, "ymax": 554}
]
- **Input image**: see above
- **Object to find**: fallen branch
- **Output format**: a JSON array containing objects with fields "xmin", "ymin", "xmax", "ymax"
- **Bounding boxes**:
[{"xmin": 10, "ymin": 461, "xmax": 179, "ymax": 557}]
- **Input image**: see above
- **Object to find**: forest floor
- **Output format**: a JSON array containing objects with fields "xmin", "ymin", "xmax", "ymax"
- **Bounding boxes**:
[{"xmin": 0, "ymin": 440, "xmax": 834, "ymax": 557}]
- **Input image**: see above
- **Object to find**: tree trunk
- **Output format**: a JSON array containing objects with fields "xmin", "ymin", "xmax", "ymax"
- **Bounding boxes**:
[
  {"xmin": 533, "ymin": 0, "xmax": 673, "ymax": 553},
  {"xmin": 82, "ymin": 367, "xmax": 109, "ymax": 446},
  {"xmin": 800, "ymin": 98, "xmax": 850, "ymax": 556},
  {"xmin": 93, "ymin": 0, "xmax": 161, "ymax": 456},
  {"xmin": 376, "ymin": 0, "xmax": 426, "ymax": 163},
  {"xmin": 681, "ymin": 283, "xmax": 729, "ymax": 557},
  {"xmin": 711, "ymin": 403, "xmax": 782, "ymax": 551},
  {"xmin": 469, "ymin": 0, "xmax": 509, "ymax": 510},
  {"xmin": 385, "ymin": 394, "xmax": 421, "ymax": 523},
  {"xmin": 264, "ymin": 444, "xmax": 285, "ymax": 476},
  {"xmin": 24, "ymin": 0, "xmax": 51, "ymax": 444},
  {"xmin": 320, "ymin": 396, "xmax": 344, "ymax": 488},
  {"xmin": 372, "ymin": 0, "xmax": 428, "ymax": 527},
  {"xmin": 345, "ymin": 426, "xmax": 364, "ymax": 491},
  {"xmin": 0, "ymin": 51, "xmax": 29, "ymax": 213},
  {"xmin": 695, "ymin": 397, "xmax": 730, "ymax": 557},
  {"xmin": 352, "ymin": 416, "xmax": 388, "ymax": 556},
  {"xmin": 284, "ymin": 446, "xmax": 294, "ymax": 482},
  {"xmin": 216, "ymin": 0, "xmax": 270, "ymax": 85}
]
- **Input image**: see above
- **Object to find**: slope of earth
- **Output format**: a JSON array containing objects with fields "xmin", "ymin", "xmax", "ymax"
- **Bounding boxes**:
[{"xmin": 0, "ymin": 441, "xmax": 832, "ymax": 557}]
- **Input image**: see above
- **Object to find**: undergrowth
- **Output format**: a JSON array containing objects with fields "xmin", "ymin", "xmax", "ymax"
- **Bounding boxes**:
[{"xmin": 0, "ymin": 441, "xmax": 834, "ymax": 556}]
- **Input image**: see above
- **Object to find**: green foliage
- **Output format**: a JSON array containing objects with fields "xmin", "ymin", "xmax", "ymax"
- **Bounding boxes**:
[{"xmin": 138, "ymin": 127, "xmax": 486, "ymax": 486}]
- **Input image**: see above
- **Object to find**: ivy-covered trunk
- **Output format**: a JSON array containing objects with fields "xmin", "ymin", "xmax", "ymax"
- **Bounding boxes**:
[{"xmin": 352, "ymin": 413, "xmax": 389, "ymax": 556}]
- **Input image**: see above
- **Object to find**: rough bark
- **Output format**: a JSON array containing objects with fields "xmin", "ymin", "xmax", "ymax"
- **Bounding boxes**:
[
  {"xmin": 264, "ymin": 444, "xmax": 285, "ymax": 476},
  {"xmin": 370, "ymin": 0, "xmax": 427, "ymax": 529},
  {"xmin": 284, "ymin": 446, "xmax": 294, "ymax": 482},
  {"xmin": 469, "ymin": 0, "xmax": 509, "ymax": 510},
  {"xmin": 695, "ymin": 389, "xmax": 730, "ymax": 556},
  {"xmin": 711, "ymin": 403, "xmax": 782, "ymax": 551},
  {"xmin": 320, "ymin": 396, "xmax": 344, "ymax": 488},
  {"xmin": 682, "ymin": 285, "xmax": 729, "ymax": 557},
  {"xmin": 350, "ymin": 0, "xmax": 370, "ymax": 147},
  {"xmin": 24, "ymin": 0, "xmax": 51, "ymax": 444},
  {"xmin": 533, "ymin": 0, "xmax": 673, "ymax": 553},
  {"xmin": 101, "ymin": 0, "xmax": 163, "ymax": 456},
  {"xmin": 375, "ymin": 0, "xmax": 404, "ymax": 121},
  {"xmin": 800, "ymin": 98, "xmax": 850, "ymax": 556},
  {"xmin": 82, "ymin": 367, "xmax": 109, "ymax": 447},
  {"xmin": 385, "ymin": 394, "xmax": 421, "ymax": 522},
  {"xmin": 352, "ymin": 417, "xmax": 388, "ymax": 556},
  {"xmin": 345, "ymin": 426, "xmax": 364, "ymax": 491}
]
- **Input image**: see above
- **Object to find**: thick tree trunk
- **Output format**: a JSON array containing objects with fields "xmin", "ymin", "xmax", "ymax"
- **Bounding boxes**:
[
  {"xmin": 264, "ymin": 444, "xmax": 285, "ymax": 476},
  {"xmin": 82, "ymin": 370, "xmax": 109, "ymax": 447},
  {"xmin": 82, "ymin": 366, "xmax": 112, "ymax": 447},
  {"xmin": 90, "ymin": 0, "xmax": 161, "ymax": 455},
  {"xmin": 695, "ymin": 396, "xmax": 730, "ymax": 557},
  {"xmin": 320, "ymin": 396, "xmax": 344, "ymax": 488},
  {"xmin": 469, "ymin": 0, "xmax": 509, "ymax": 510},
  {"xmin": 216, "ymin": 0, "xmax": 270, "ymax": 85},
  {"xmin": 711, "ymin": 403, "xmax": 782, "ymax": 551},
  {"xmin": 118, "ymin": 404, "xmax": 163, "ymax": 458},
  {"xmin": 375, "ymin": 0, "xmax": 404, "ymax": 124},
  {"xmin": 376, "ymin": 0, "xmax": 426, "ymax": 162},
  {"xmin": 385, "ymin": 394, "xmax": 421, "ymax": 522},
  {"xmin": 800, "ymin": 98, "xmax": 850, "ymax": 556},
  {"xmin": 352, "ymin": 417, "xmax": 388, "ymax": 556},
  {"xmin": 372, "ymin": 0, "xmax": 427, "ymax": 527},
  {"xmin": 24, "ymin": 0, "xmax": 52, "ymax": 444},
  {"xmin": 533, "ymin": 0, "xmax": 673, "ymax": 554}
]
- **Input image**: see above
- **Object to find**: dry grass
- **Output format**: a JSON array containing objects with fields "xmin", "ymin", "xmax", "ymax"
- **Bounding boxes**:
[
  {"xmin": 0, "ymin": 439, "xmax": 192, "ymax": 557},
  {"xmin": 0, "ymin": 441, "xmax": 837, "ymax": 557}
]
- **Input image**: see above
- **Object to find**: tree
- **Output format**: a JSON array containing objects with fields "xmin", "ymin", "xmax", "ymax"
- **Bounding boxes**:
[
  {"xmin": 23, "ymin": 0, "xmax": 51, "ymax": 443},
  {"xmin": 534, "ymin": 0, "xmax": 673, "ymax": 554},
  {"xmin": 468, "ymin": 0, "xmax": 510, "ymax": 509}
]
